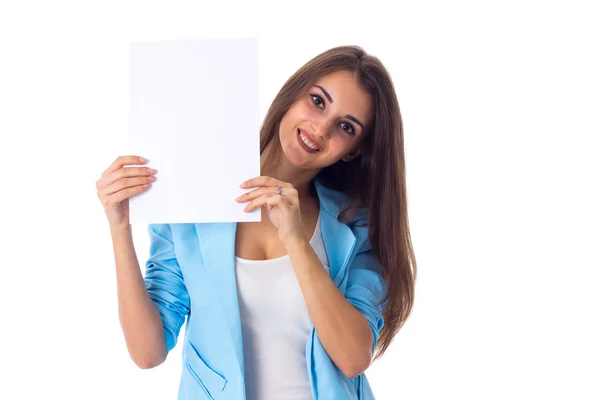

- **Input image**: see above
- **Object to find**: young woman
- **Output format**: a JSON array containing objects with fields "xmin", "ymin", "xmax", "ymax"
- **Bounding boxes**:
[{"xmin": 97, "ymin": 45, "xmax": 417, "ymax": 400}]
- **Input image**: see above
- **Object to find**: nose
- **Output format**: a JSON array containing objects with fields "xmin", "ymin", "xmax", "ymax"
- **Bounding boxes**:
[{"xmin": 312, "ymin": 116, "xmax": 333, "ymax": 140}]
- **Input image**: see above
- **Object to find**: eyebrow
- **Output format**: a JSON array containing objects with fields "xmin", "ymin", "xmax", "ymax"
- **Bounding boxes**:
[
  {"xmin": 313, "ymin": 84, "xmax": 365, "ymax": 130},
  {"xmin": 345, "ymin": 115, "xmax": 365, "ymax": 130},
  {"xmin": 314, "ymin": 85, "xmax": 333, "ymax": 103}
]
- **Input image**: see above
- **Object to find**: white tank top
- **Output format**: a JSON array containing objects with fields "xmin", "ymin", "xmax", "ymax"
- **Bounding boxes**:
[{"xmin": 235, "ymin": 211, "xmax": 328, "ymax": 400}]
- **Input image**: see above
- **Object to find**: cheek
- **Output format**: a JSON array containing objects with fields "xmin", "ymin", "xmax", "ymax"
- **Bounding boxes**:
[
  {"xmin": 278, "ymin": 112, "xmax": 293, "ymax": 135},
  {"xmin": 327, "ymin": 136, "xmax": 350, "ymax": 154},
  {"xmin": 280, "ymin": 110, "xmax": 305, "ymax": 138},
  {"xmin": 286, "ymin": 103, "xmax": 313, "ymax": 124},
  {"xmin": 278, "ymin": 116, "xmax": 296, "ymax": 146}
]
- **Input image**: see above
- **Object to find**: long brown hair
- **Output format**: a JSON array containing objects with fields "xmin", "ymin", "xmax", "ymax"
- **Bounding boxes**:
[{"xmin": 259, "ymin": 45, "xmax": 417, "ymax": 362}]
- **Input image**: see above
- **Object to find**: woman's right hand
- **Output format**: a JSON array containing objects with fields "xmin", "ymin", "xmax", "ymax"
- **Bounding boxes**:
[{"xmin": 96, "ymin": 155, "xmax": 158, "ymax": 230}]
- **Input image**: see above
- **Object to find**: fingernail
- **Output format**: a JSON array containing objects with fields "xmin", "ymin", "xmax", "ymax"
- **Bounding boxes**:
[
  {"xmin": 139, "ymin": 157, "xmax": 148, "ymax": 163},
  {"xmin": 240, "ymin": 182, "xmax": 246, "ymax": 188}
]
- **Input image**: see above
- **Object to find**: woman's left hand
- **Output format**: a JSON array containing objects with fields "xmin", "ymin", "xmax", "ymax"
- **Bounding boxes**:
[{"xmin": 236, "ymin": 176, "xmax": 305, "ymax": 246}]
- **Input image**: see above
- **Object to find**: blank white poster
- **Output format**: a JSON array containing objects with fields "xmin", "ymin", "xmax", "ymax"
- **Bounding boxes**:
[{"xmin": 128, "ymin": 37, "xmax": 261, "ymax": 224}]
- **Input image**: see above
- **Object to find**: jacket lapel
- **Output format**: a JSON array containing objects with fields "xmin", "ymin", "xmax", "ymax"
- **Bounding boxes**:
[
  {"xmin": 193, "ymin": 222, "xmax": 245, "ymax": 375},
  {"xmin": 319, "ymin": 208, "xmax": 357, "ymax": 285},
  {"xmin": 313, "ymin": 178, "xmax": 358, "ymax": 285}
]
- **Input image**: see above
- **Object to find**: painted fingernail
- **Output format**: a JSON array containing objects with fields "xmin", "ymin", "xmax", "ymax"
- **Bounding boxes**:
[
  {"xmin": 240, "ymin": 181, "xmax": 247, "ymax": 188},
  {"xmin": 235, "ymin": 196, "xmax": 242, "ymax": 202},
  {"xmin": 139, "ymin": 157, "xmax": 148, "ymax": 163}
]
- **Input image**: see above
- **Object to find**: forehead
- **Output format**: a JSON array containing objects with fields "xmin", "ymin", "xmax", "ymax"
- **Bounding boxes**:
[{"xmin": 314, "ymin": 70, "xmax": 373, "ymax": 126}]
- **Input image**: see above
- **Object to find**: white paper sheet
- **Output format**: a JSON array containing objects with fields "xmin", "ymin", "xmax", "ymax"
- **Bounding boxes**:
[{"xmin": 128, "ymin": 37, "xmax": 261, "ymax": 224}]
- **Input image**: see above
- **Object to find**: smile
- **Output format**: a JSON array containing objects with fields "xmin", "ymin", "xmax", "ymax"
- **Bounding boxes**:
[{"xmin": 297, "ymin": 128, "xmax": 321, "ymax": 153}]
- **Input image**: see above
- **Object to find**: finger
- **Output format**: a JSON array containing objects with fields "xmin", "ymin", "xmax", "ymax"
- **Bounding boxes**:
[
  {"xmin": 266, "ymin": 194, "xmax": 292, "ymax": 212},
  {"xmin": 99, "ymin": 175, "xmax": 156, "ymax": 197},
  {"xmin": 102, "ymin": 155, "xmax": 149, "ymax": 177},
  {"xmin": 97, "ymin": 165, "xmax": 157, "ymax": 190},
  {"xmin": 283, "ymin": 186, "xmax": 299, "ymax": 206},
  {"xmin": 243, "ymin": 193, "xmax": 274, "ymax": 212},
  {"xmin": 237, "ymin": 186, "xmax": 284, "ymax": 203},
  {"xmin": 242, "ymin": 176, "xmax": 293, "ymax": 189},
  {"xmin": 100, "ymin": 184, "xmax": 151, "ymax": 206},
  {"xmin": 286, "ymin": 194, "xmax": 299, "ymax": 208}
]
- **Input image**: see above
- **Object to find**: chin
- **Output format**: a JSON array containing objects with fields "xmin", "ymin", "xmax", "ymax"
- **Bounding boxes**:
[{"xmin": 282, "ymin": 147, "xmax": 311, "ymax": 167}]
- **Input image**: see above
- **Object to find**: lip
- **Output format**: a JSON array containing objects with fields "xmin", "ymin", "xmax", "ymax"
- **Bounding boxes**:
[{"xmin": 298, "ymin": 128, "xmax": 322, "ymax": 151}]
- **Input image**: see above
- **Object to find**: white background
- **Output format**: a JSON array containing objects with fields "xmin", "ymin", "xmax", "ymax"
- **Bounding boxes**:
[{"xmin": 1, "ymin": 1, "xmax": 598, "ymax": 399}]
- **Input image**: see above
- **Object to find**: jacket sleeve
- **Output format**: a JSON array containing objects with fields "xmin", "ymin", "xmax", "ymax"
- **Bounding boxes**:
[
  {"xmin": 344, "ymin": 240, "xmax": 388, "ymax": 358},
  {"xmin": 143, "ymin": 223, "xmax": 190, "ymax": 353}
]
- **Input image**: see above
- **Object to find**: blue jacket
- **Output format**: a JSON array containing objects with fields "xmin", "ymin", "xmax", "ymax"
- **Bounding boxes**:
[{"xmin": 144, "ymin": 176, "xmax": 388, "ymax": 399}]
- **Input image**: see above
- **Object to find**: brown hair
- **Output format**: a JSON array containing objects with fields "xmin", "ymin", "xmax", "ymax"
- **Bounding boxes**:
[{"xmin": 259, "ymin": 45, "xmax": 417, "ymax": 361}]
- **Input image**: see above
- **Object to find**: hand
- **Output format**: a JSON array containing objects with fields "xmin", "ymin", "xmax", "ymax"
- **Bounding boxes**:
[
  {"xmin": 96, "ymin": 155, "xmax": 158, "ymax": 230},
  {"xmin": 236, "ymin": 176, "xmax": 305, "ymax": 245}
]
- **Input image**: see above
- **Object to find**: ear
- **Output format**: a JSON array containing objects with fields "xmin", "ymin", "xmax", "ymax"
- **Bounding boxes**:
[{"xmin": 342, "ymin": 147, "xmax": 362, "ymax": 162}]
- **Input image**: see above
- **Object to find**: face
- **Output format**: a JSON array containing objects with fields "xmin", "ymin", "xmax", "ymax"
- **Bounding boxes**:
[{"xmin": 278, "ymin": 69, "xmax": 373, "ymax": 169}]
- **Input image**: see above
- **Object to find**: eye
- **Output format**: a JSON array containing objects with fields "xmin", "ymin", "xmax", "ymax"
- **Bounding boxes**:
[
  {"xmin": 309, "ymin": 93, "xmax": 325, "ymax": 110},
  {"xmin": 339, "ymin": 122, "xmax": 355, "ymax": 136}
]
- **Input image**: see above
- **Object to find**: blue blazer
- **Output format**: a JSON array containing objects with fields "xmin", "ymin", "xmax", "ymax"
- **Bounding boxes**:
[{"xmin": 144, "ymin": 176, "xmax": 388, "ymax": 400}]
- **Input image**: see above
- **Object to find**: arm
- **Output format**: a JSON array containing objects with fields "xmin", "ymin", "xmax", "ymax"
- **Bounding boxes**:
[
  {"xmin": 287, "ymin": 238, "xmax": 387, "ymax": 378},
  {"xmin": 111, "ymin": 224, "xmax": 167, "ymax": 369},
  {"xmin": 111, "ymin": 223, "xmax": 190, "ymax": 369}
]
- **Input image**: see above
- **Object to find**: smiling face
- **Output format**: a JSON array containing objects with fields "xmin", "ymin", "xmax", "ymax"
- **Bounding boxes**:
[{"xmin": 277, "ymin": 69, "xmax": 373, "ymax": 170}]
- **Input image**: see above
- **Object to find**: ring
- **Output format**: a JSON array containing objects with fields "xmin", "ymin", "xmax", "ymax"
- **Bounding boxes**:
[{"xmin": 276, "ymin": 186, "xmax": 282, "ymax": 195}]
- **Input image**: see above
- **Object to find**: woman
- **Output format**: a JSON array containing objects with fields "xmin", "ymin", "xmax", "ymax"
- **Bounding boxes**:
[{"xmin": 97, "ymin": 45, "xmax": 417, "ymax": 400}]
